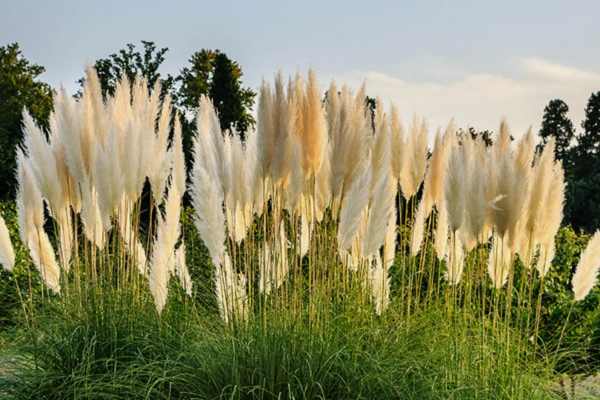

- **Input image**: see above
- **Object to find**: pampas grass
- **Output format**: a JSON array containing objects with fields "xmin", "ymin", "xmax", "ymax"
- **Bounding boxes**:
[
  {"xmin": 6, "ymin": 67, "xmax": 585, "ymax": 400},
  {"xmin": 572, "ymin": 230, "xmax": 600, "ymax": 301},
  {"xmin": 0, "ymin": 213, "xmax": 14, "ymax": 271}
]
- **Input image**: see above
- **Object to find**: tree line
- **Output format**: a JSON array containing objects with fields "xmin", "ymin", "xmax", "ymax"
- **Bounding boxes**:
[{"xmin": 1, "ymin": 40, "xmax": 600, "ymax": 233}]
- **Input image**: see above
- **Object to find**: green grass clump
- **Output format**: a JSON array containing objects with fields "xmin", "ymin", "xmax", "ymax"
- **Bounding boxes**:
[{"xmin": 2, "ymin": 282, "xmax": 560, "ymax": 400}]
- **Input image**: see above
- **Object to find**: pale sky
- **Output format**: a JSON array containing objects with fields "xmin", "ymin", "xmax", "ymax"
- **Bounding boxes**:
[{"xmin": 2, "ymin": 0, "xmax": 599, "ymax": 138}]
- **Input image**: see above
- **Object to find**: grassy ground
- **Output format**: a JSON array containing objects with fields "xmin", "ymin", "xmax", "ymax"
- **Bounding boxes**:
[{"xmin": 0, "ymin": 287, "xmax": 568, "ymax": 400}]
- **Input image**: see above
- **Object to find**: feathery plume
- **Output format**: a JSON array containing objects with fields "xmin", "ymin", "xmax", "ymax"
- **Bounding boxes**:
[
  {"xmin": 16, "ymin": 150, "xmax": 44, "ymax": 245},
  {"xmin": 0, "ymin": 214, "xmax": 15, "ymax": 271},
  {"xmin": 572, "ymin": 230, "xmax": 600, "ymax": 301},
  {"xmin": 172, "ymin": 115, "xmax": 187, "ymax": 196},
  {"xmin": 190, "ymin": 162, "xmax": 226, "ymax": 267},
  {"xmin": 370, "ymin": 254, "xmax": 390, "ymax": 315},
  {"xmin": 175, "ymin": 242, "xmax": 192, "ymax": 296},
  {"xmin": 362, "ymin": 175, "xmax": 395, "ymax": 260},
  {"xmin": 411, "ymin": 201, "xmax": 426, "ymax": 256},
  {"xmin": 272, "ymin": 70, "xmax": 294, "ymax": 187},
  {"xmin": 370, "ymin": 101, "xmax": 391, "ymax": 192},
  {"xmin": 537, "ymin": 243, "xmax": 555, "ymax": 279},
  {"xmin": 488, "ymin": 233, "xmax": 511, "ymax": 289},
  {"xmin": 299, "ymin": 69, "xmax": 328, "ymax": 179},
  {"xmin": 536, "ymin": 161, "xmax": 565, "ymax": 250},
  {"xmin": 390, "ymin": 104, "xmax": 404, "ymax": 183},
  {"xmin": 28, "ymin": 233, "xmax": 60, "ymax": 293},
  {"xmin": 446, "ymin": 233, "xmax": 464, "ymax": 284},
  {"xmin": 507, "ymin": 129, "xmax": 534, "ymax": 253},
  {"xmin": 400, "ymin": 115, "xmax": 428, "ymax": 199},
  {"xmin": 384, "ymin": 207, "xmax": 397, "ymax": 269},
  {"xmin": 435, "ymin": 204, "xmax": 449, "ymax": 261},
  {"xmin": 338, "ymin": 169, "xmax": 372, "ymax": 250},
  {"xmin": 444, "ymin": 146, "xmax": 465, "ymax": 233}
]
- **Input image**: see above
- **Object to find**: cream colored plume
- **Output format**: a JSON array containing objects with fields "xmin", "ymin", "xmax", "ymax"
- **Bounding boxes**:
[
  {"xmin": 0, "ymin": 214, "xmax": 15, "ymax": 271},
  {"xmin": 216, "ymin": 252, "xmax": 247, "ymax": 323},
  {"xmin": 370, "ymin": 254, "xmax": 390, "ymax": 315},
  {"xmin": 464, "ymin": 152, "xmax": 487, "ymax": 248},
  {"xmin": 28, "ymin": 233, "xmax": 60, "ymax": 293},
  {"xmin": 525, "ymin": 138, "xmax": 555, "ymax": 243},
  {"xmin": 411, "ymin": 201, "xmax": 426, "ymax": 256},
  {"xmin": 537, "ymin": 243, "xmax": 555, "ymax": 279},
  {"xmin": 390, "ymin": 105, "xmax": 404, "ymax": 183},
  {"xmin": 490, "ymin": 141, "xmax": 514, "ymax": 238},
  {"xmin": 284, "ymin": 138, "xmax": 304, "ymax": 215},
  {"xmin": 16, "ymin": 151, "xmax": 44, "ymax": 246},
  {"xmin": 435, "ymin": 204, "xmax": 449, "ymax": 261},
  {"xmin": 256, "ymin": 79, "xmax": 276, "ymax": 179},
  {"xmin": 272, "ymin": 70, "xmax": 294, "ymax": 187},
  {"xmin": 507, "ymin": 129, "xmax": 533, "ymax": 253},
  {"xmin": 148, "ymin": 231, "xmax": 170, "ymax": 313},
  {"xmin": 297, "ymin": 212, "xmax": 310, "ymax": 257},
  {"xmin": 174, "ymin": 243, "xmax": 192, "ymax": 296},
  {"xmin": 93, "ymin": 123, "xmax": 124, "ymax": 232},
  {"xmin": 190, "ymin": 162, "xmax": 226, "ymax": 268},
  {"xmin": 338, "ymin": 169, "xmax": 372, "ymax": 250},
  {"xmin": 259, "ymin": 223, "xmax": 289, "ymax": 294},
  {"xmin": 18, "ymin": 146, "xmax": 60, "ymax": 289},
  {"xmin": 444, "ymin": 146, "xmax": 465, "ymax": 233},
  {"xmin": 362, "ymin": 175, "xmax": 395, "ymax": 260},
  {"xmin": 21, "ymin": 111, "xmax": 63, "ymax": 213},
  {"xmin": 535, "ymin": 161, "xmax": 565, "ymax": 251},
  {"xmin": 488, "ymin": 234, "xmax": 511, "ymax": 289},
  {"xmin": 339, "ymin": 88, "xmax": 371, "ymax": 202},
  {"xmin": 118, "ymin": 200, "xmax": 147, "ymax": 274},
  {"xmin": 400, "ymin": 115, "xmax": 428, "ymax": 199},
  {"xmin": 446, "ymin": 233, "xmax": 464, "ymax": 285},
  {"xmin": 315, "ymin": 143, "xmax": 331, "ymax": 222},
  {"xmin": 423, "ymin": 130, "xmax": 446, "ymax": 214},
  {"xmin": 572, "ymin": 231, "xmax": 600, "ymax": 301},
  {"xmin": 370, "ymin": 101, "xmax": 391, "ymax": 192},
  {"xmin": 299, "ymin": 69, "xmax": 328, "ymax": 179},
  {"xmin": 384, "ymin": 207, "xmax": 397, "ymax": 269},
  {"xmin": 149, "ymin": 94, "xmax": 172, "ymax": 202},
  {"xmin": 172, "ymin": 116, "xmax": 187, "ymax": 196}
]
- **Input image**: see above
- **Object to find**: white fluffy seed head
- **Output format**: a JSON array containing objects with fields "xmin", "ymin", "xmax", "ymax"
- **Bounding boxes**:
[
  {"xmin": 444, "ymin": 146, "xmax": 465, "ymax": 233},
  {"xmin": 0, "ymin": 214, "xmax": 15, "ymax": 271},
  {"xmin": 572, "ymin": 231, "xmax": 600, "ymax": 301}
]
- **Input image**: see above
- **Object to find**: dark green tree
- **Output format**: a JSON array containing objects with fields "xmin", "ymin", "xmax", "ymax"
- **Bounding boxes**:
[
  {"xmin": 178, "ymin": 50, "xmax": 256, "ymax": 141},
  {"xmin": 0, "ymin": 43, "xmax": 53, "ymax": 199},
  {"xmin": 77, "ymin": 40, "xmax": 175, "ymax": 100},
  {"xmin": 577, "ymin": 91, "xmax": 600, "ymax": 156},
  {"xmin": 537, "ymin": 99, "xmax": 575, "ymax": 163},
  {"xmin": 564, "ymin": 91, "xmax": 600, "ymax": 233},
  {"xmin": 456, "ymin": 127, "xmax": 494, "ymax": 147}
]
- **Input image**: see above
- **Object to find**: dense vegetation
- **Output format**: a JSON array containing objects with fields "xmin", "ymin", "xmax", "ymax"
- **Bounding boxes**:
[{"xmin": 0, "ymin": 41, "xmax": 600, "ymax": 400}]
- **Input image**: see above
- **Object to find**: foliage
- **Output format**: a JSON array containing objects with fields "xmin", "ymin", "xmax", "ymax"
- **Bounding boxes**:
[
  {"xmin": 0, "ymin": 202, "xmax": 43, "ymax": 330},
  {"xmin": 537, "ymin": 99, "xmax": 575, "ymax": 164},
  {"xmin": 76, "ymin": 40, "xmax": 175, "ymax": 100},
  {"xmin": 562, "ymin": 92, "xmax": 600, "ymax": 233},
  {"xmin": 178, "ymin": 50, "xmax": 256, "ymax": 139},
  {"xmin": 537, "ymin": 227, "xmax": 600, "ymax": 380},
  {"xmin": 0, "ymin": 44, "xmax": 53, "ymax": 199},
  {"xmin": 2, "ymin": 285, "xmax": 559, "ymax": 400}
]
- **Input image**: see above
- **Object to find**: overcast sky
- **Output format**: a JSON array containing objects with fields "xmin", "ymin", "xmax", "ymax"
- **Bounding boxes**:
[{"xmin": 2, "ymin": 0, "xmax": 599, "ymax": 138}]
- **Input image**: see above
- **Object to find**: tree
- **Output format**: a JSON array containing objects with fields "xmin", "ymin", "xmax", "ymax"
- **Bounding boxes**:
[
  {"xmin": 0, "ymin": 43, "xmax": 53, "ymax": 199},
  {"xmin": 178, "ymin": 50, "xmax": 256, "ymax": 140},
  {"xmin": 77, "ymin": 40, "xmax": 175, "ymax": 100},
  {"xmin": 209, "ymin": 53, "xmax": 255, "ymax": 138},
  {"xmin": 577, "ymin": 91, "xmax": 600, "ymax": 156},
  {"xmin": 538, "ymin": 99, "xmax": 575, "ymax": 163},
  {"xmin": 457, "ymin": 127, "xmax": 494, "ymax": 147},
  {"xmin": 564, "ymin": 92, "xmax": 600, "ymax": 233}
]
